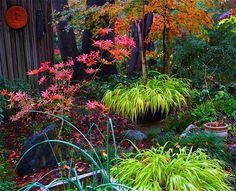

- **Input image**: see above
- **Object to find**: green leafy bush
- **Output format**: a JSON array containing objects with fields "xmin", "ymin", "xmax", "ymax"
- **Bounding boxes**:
[
  {"xmin": 83, "ymin": 74, "xmax": 139, "ymax": 100},
  {"xmin": 191, "ymin": 97, "xmax": 236, "ymax": 124},
  {"xmin": 0, "ymin": 78, "xmax": 33, "ymax": 94},
  {"xmin": 0, "ymin": 180, "xmax": 15, "ymax": 191},
  {"xmin": 155, "ymin": 131, "xmax": 229, "ymax": 163},
  {"xmin": 0, "ymin": 155, "xmax": 15, "ymax": 191},
  {"xmin": 111, "ymin": 146, "xmax": 232, "ymax": 191},
  {"xmin": 214, "ymin": 98, "xmax": 236, "ymax": 119},
  {"xmin": 172, "ymin": 17, "xmax": 236, "ymax": 88},
  {"xmin": 155, "ymin": 132, "xmax": 178, "ymax": 149},
  {"xmin": 178, "ymin": 132, "xmax": 229, "ymax": 162},
  {"xmin": 191, "ymin": 101, "xmax": 217, "ymax": 124},
  {"xmin": 163, "ymin": 111, "xmax": 194, "ymax": 133},
  {"xmin": 103, "ymin": 74, "xmax": 192, "ymax": 121},
  {"xmin": 0, "ymin": 77, "xmax": 35, "ymax": 120}
]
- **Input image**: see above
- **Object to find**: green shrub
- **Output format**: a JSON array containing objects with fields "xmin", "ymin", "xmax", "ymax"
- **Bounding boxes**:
[
  {"xmin": 0, "ymin": 180, "xmax": 15, "ymax": 191},
  {"xmin": 191, "ymin": 101, "xmax": 217, "ymax": 125},
  {"xmin": 155, "ymin": 132, "xmax": 178, "ymax": 149},
  {"xmin": 0, "ymin": 77, "xmax": 35, "ymax": 120},
  {"xmin": 0, "ymin": 158, "xmax": 15, "ymax": 180},
  {"xmin": 0, "ymin": 155, "xmax": 15, "ymax": 191},
  {"xmin": 111, "ymin": 146, "xmax": 232, "ymax": 191},
  {"xmin": 172, "ymin": 17, "xmax": 236, "ymax": 88},
  {"xmin": 214, "ymin": 98, "xmax": 236, "ymax": 120},
  {"xmin": 83, "ymin": 74, "xmax": 139, "ymax": 100},
  {"xmin": 163, "ymin": 111, "xmax": 194, "ymax": 133},
  {"xmin": 155, "ymin": 131, "xmax": 229, "ymax": 163},
  {"xmin": 103, "ymin": 74, "xmax": 192, "ymax": 122},
  {"xmin": 191, "ymin": 97, "xmax": 236, "ymax": 125},
  {"xmin": 0, "ymin": 78, "xmax": 33, "ymax": 94},
  {"xmin": 178, "ymin": 132, "xmax": 229, "ymax": 162}
]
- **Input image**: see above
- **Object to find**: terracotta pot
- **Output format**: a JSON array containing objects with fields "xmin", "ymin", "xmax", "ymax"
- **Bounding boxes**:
[{"xmin": 204, "ymin": 122, "xmax": 228, "ymax": 138}]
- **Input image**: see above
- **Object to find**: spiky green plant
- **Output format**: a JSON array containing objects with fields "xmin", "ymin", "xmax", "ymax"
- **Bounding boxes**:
[
  {"xmin": 103, "ymin": 74, "xmax": 192, "ymax": 121},
  {"xmin": 111, "ymin": 146, "xmax": 232, "ymax": 191}
]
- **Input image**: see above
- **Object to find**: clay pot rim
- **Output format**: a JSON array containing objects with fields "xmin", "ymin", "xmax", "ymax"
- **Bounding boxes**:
[{"xmin": 204, "ymin": 122, "xmax": 228, "ymax": 130}]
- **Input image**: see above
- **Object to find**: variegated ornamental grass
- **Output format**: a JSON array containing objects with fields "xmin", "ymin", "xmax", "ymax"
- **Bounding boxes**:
[
  {"xmin": 111, "ymin": 146, "xmax": 232, "ymax": 191},
  {"xmin": 103, "ymin": 74, "xmax": 192, "ymax": 122}
]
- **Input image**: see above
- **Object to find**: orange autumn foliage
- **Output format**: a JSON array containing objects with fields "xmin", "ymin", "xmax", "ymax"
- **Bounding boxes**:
[
  {"xmin": 69, "ymin": 0, "xmax": 216, "ymax": 74},
  {"xmin": 81, "ymin": 0, "xmax": 214, "ymax": 41},
  {"xmin": 146, "ymin": 0, "xmax": 214, "ymax": 41}
]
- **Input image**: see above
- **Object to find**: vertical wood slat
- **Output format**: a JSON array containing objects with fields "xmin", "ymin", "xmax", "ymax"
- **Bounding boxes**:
[
  {"xmin": 0, "ymin": 1, "xmax": 6, "ymax": 77},
  {"xmin": 0, "ymin": 0, "xmax": 53, "ymax": 87}
]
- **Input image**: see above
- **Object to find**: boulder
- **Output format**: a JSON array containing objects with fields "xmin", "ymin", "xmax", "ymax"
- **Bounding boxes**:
[
  {"xmin": 16, "ymin": 124, "xmax": 66, "ymax": 175},
  {"xmin": 180, "ymin": 124, "xmax": 197, "ymax": 138},
  {"xmin": 123, "ymin": 130, "xmax": 147, "ymax": 141}
]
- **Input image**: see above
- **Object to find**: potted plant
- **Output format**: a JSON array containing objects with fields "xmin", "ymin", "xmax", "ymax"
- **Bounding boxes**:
[
  {"xmin": 103, "ymin": 73, "xmax": 192, "ymax": 123},
  {"xmin": 204, "ymin": 121, "xmax": 228, "ymax": 138}
]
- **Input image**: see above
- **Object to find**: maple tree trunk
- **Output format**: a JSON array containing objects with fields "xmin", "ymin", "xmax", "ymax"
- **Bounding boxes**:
[
  {"xmin": 128, "ymin": 13, "xmax": 153, "ymax": 77},
  {"xmin": 165, "ymin": 29, "xmax": 171, "ymax": 75},
  {"xmin": 162, "ymin": 2, "xmax": 171, "ymax": 75},
  {"xmin": 137, "ymin": 21, "xmax": 147, "ymax": 84},
  {"xmin": 163, "ymin": 27, "xmax": 171, "ymax": 75},
  {"xmin": 162, "ymin": 26, "xmax": 167, "ymax": 74},
  {"xmin": 128, "ymin": 21, "xmax": 142, "ymax": 76},
  {"xmin": 52, "ymin": 0, "xmax": 86, "ymax": 80}
]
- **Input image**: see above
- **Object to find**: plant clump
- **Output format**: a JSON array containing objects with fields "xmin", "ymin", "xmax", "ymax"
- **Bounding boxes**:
[
  {"xmin": 103, "ymin": 74, "xmax": 192, "ymax": 122},
  {"xmin": 111, "ymin": 146, "xmax": 232, "ymax": 191}
]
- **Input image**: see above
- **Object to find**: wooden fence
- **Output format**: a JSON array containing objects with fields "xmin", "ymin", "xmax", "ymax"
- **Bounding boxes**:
[{"xmin": 0, "ymin": 0, "xmax": 53, "ymax": 84}]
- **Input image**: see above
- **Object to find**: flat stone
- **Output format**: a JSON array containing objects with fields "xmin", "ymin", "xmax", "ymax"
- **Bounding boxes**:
[
  {"xmin": 123, "ymin": 130, "xmax": 147, "ymax": 141},
  {"xmin": 180, "ymin": 124, "xmax": 197, "ymax": 138}
]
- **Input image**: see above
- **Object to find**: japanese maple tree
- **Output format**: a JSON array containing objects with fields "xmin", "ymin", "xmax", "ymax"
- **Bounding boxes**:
[
  {"xmin": 3, "ymin": 59, "xmax": 80, "ymax": 138},
  {"xmin": 76, "ymin": 0, "xmax": 215, "ymax": 76}
]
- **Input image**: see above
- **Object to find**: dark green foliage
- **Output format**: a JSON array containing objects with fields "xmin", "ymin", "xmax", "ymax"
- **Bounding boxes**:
[
  {"xmin": 156, "ymin": 131, "xmax": 229, "ymax": 163},
  {"xmin": 191, "ymin": 101, "xmax": 217, "ymax": 124},
  {"xmin": 28, "ymin": 120, "xmax": 52, "ymax": 134},
  {"xmin": 179, "ymin": 132, "xmax": 229, "ymax": 163},
  {"xmin": 83, "ymin": 74, "xmax": 140, "ymax": 100},
  {"xmin": 191, "ymin": 97, "xmax": 236, "ymax": 124},
  {"xmin": 0, "ymin": 77, "xmax": 35, "ymax": 118},
  {"xmin": 0, "ymin": 155, "xmax": 15, "ymax": 191},
  {"xmin": 155, "ymin": 131, "xmax": 178, "ymax": 149},
  {"xmin": 0, "ymin": 78, "xmax": 33, "ymax": 94},
  {"xmin": 163, "ymin": 111, "xmax": 195, "ymax": 133},
  {"xmin": 0, "ymin": 180, "xmax": 15, "ymax": 191},
  {"xmin": 83, "ymin": 80, "xmax": 112, "ymax": 101},
  {"xmin": 214, "ymin": 98, "xmax": 236, "ymax": 119},
  {"xmin": 147, "ymin": 128, "xmax": 162, "ymax": 138},
  {"xmin": 0, "ymin": 77, "xmax": 36, "ymax": 122},
  {"xmin": 54, "ymin": 54, "xmax": 63, "ymax": 63},
  {"xmin": 172, "ymin": 17, "xmax": 236, "ymax": 88}
]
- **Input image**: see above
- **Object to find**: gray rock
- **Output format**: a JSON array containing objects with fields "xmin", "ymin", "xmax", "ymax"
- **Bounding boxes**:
[
  {"xmin": 16, "ymin": 124, "xmax": 66, "ymax": 175},
  {"xmin": 123, "ymin": 130, "xmax": 147, "ymax": 141},
  {"xmin": 180, "ymin": 124, "xmax": 196, "ymax": 138}
]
